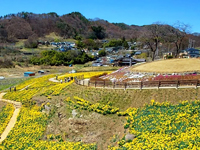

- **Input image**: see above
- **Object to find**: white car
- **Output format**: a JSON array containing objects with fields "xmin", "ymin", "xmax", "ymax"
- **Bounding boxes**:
[{"xmin": 0, "ymin": 76, "xmax": 5, "ymax": 80}]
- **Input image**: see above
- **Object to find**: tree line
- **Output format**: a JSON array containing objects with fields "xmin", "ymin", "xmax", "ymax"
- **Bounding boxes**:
[{"xmin": 30, "ymin": 50, "xmax": 93, "ymax": 66}]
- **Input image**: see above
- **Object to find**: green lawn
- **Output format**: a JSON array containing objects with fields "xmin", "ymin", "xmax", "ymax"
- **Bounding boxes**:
[{"xmin": 0, "ymin": 77, "xmax": 31, "ymax": 91}]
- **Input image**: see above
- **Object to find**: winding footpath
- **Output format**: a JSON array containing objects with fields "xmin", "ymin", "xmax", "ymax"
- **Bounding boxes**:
[
  {"xmin": 49, "ymin": 77, "xmax": 59, "ymax": 83},
  {"xmin": 0, "ymin": 93, "xmax": 22, "ymax": 143}
]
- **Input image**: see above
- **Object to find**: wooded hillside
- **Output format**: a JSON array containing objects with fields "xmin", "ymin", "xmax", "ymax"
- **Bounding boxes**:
[{"xmin": 1, "ymin": 11, "xmax": 198, "ymax": 44}]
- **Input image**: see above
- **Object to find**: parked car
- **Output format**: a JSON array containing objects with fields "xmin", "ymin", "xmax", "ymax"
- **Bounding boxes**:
[{"xmin": 38, "ymin": 70, "xmax": 45, "ymax": 74}]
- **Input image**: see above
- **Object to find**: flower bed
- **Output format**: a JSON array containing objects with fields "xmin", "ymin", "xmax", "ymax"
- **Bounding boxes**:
[
  {"xmin": 4, "ymin": 75, "xmax": 57, "ymax": 106},
  {"xmin": 110, "ymin": 100, "xmax": 200, "ymax": 149},
  {"xmin": 149, "ymin": 74, "xmax": 200, "ymax": 81},
  {"xmin": 1, "ymin": 106, "xmax": 96, "ymax": 149},
  {"xmin": 58, "ymin": 71, "xmax": 112, "ymax": 81},
  {"xmin": 67, "ymin": 96, "xmax": 119, "ymax": 115},
  {"xmin": 0, "ymin": 104, "xmax": 15, "ymax": 135},
  {"xmin": 41, "ymin": 80, "xmax": 73, "ymax": 97}
]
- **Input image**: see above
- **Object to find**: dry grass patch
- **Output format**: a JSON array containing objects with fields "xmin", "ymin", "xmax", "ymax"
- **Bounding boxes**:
[
  {"xmin": 78, "ymin": 66, "xmax": 120, "ymax": 72},
  {"xmin": 0, "ymin": 102, "xmax": 7, "ymax": 111},
  {"xmin": 131, "ymin": 58, "xmax": 200, "ymax": 73}
]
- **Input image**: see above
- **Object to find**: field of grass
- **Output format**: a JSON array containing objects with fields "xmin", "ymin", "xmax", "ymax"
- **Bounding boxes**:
[
  {"xmin": 14, "ymin": 39, "xmax": 26, "ymax": 48},
  {"xmin": 44, "ymin": 32, "xmax": 77, "ymax": 43},
  {"xmin": 0, "ymin": 77, "xmax": 31, "ymax": 91},
  {"xmin": 131, "ymin": 58, "xmax": 200, "ymax": 73},
  {"xmin": 0, "ymin": 65, "xmax": 75, "ymax": 78},
  {"xmin": 78, "ymin": 66, "xmax": 120, "ymax": 72}
]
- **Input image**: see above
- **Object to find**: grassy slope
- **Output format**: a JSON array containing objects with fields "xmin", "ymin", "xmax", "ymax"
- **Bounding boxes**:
[
  {"xmin": 62, "ymin": 83, "xmax": 199, "ymax": 110},
  {"xmin": 33, "ymin": 82, "xmax": 200, "ymax": 149},
  {"xmin": 0, "ymin": 78, "xmax": 31, "ymax": 91},
  {"xmin": 131, "ymin": 58, "xmax": 200, "ymax": 73}
]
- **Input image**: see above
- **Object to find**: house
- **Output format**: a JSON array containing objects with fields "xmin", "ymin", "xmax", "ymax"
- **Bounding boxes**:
[
  {"xmin": 92, "ymin": 63, "xmax": 102, "ymax": 66},
  {"xmin": 179, "ymin": 48, "xmax": 200, "ymax": 58},
  {"xmin": 187, "ymin": 48, "xmax": 200, "ymax": 58},
  {"xmin": 105, "ymin": 47, "xmax": 114, "ymax": 53},
  {"xmin": 101, "ymin": 40, "xmax": 108, "ymax": 43},
  {"xmin": 91, "ymin": 52, "xmax": 98, "ymax": 56},
  {"xmin": 69, "ymin": 43, "xmax": 75, "ymax": 47},
  {"xmin": 113, "ymin": 57, "xmax": 136, "ymax": 66},
  {"xmin": 134, "ymin": 51, "xmax": 142, "ymax": 55},
  {"xmin": 24, "ymin": 72, "xmax": 35, "ymax": 77}
]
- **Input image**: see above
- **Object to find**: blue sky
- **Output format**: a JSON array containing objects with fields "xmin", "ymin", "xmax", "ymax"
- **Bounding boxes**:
[{"xmin": 0, "ymin": 0, "xmax": 200, "ymax": 33}]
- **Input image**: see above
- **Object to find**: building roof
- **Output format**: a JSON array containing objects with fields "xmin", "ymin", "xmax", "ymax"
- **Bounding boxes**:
[
  {"xmin": 24, "ymin": 72, "xmax": 35, "ymax": 74},
  {"xmin": 187, "ymin": 48, "xmax": 200, "ymax": 51}
]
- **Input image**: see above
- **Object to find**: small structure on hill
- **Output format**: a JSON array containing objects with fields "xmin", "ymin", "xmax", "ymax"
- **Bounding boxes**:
[
  {"xmin": 113, "ymin": 57, "xmax": 138, "ymax": 66},
  {"xmin": 38, "ymin": 70, "xmax": 45, "ymax": 74},
  {"xmin": 24, "ymin": 72, "xmax": 35, "ymax": 77},
  {"xmin": 163, "ymin": 52, "xmax": 173, "ymax": 59}
]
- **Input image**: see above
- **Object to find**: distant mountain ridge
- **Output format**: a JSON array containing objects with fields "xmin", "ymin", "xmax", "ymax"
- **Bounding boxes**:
[
  {"xmin": 0, "ymin": 11, "xmax": 199, "ymax": 43},
  {"xmin": 0, "ymin": 11, "xmax": 145, "ymax": 42}
]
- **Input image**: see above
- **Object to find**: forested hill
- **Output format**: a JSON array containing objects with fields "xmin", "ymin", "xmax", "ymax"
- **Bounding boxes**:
[
  {"xmin": 0, "ymin": 11, "xmax": 146, "ymax": 42},
  {"xmin": 0, "ymin": 11, "xmax": 200, "ymax": 46}
]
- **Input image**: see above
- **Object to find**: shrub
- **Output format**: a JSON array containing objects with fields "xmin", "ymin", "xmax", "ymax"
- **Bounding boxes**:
[{"xmin": 24, "ymin": 34, "xmax": 38, "ymax": 48}]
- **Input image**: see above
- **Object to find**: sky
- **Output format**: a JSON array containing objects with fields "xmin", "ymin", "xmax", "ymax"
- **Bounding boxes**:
[{"xmin": 0, "ymin": 0, "xmax": 200, "ymax": 33}]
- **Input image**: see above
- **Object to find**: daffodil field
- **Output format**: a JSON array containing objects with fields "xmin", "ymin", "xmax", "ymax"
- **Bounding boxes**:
[
  {"xmin": 1, "ymin": 71, "xmax": 200, "ymax": 149},
  {"xmin": 0, "ymin": 104, "xmax": 14, "ymax": 135},
  {"xmin": 109, "ymin": 100, "xmax": 200, "ymax": 149},
  {"xmin": 4, "ymin": 74, "xmax": 57, "ymax": 106},
  {"xmin": 58, "ymin": 71, "xmax": 111, "ymax": 80},
  {"xmin": 41, "ymin": 80, "xmax": 73, "ymax": 97},
  {"xmin": 0, "ymin": 72, "xmax": 106, "ymax": 149},
  {"xmin": 66, "ymin": 96, "xmax": 119, "ymax": 115}
]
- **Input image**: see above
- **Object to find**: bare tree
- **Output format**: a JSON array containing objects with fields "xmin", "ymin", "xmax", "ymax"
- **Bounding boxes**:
[
  {"xmin": 167, "ymin": 22, "xmax": 190, "ymax": 57},
  {"xmin": 6, "ymin": 17, "xmax": 33, "ymax": 40},
  {"xmin": 140, "ymin": 23, "xmax": 166, "ymax": 61}
]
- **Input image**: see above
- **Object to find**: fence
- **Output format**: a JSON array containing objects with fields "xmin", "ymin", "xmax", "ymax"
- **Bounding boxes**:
[{"xmin": 74, "ymin": 77, "xmax": 200, "ymax": 89}]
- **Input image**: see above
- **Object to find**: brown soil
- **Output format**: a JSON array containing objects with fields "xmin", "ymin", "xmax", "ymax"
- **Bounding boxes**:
[
  {"xmin": 44, "ymin": 108, "xmax": 125, "ymax": 150},
  {"xmin": 34, "ymin": 95, "xmax": 126, "ymax": 150}
]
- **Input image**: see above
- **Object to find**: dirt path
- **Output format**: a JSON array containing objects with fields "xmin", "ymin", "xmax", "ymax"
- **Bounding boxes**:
[
  {"xmin": 49, "ymin": 77, "xmax": 59, "ymax": 83},
  {"xmin": 0, "ymin": 93, "xmax": 22, "ymax": 143}
]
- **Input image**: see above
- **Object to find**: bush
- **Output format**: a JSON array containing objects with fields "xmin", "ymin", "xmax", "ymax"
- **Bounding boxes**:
[
  {"xmin": 135, "ymin": 53, "xmax": 147, "ymax": 59},
  {"xmin": 167, "ymin": 55, "xmax": 173, "ymax": 59},
  {"xmin": 30, "ymin": 50, "xmax": 93, "ymax": 66},
  {"xmin": 98, "ymin": 49, "xmax": 106, "ymax": 57},
  {"xmin": 0, "ymin": 57, "xmax": 14, "ymax": 68},
  {"xmin": 24, "ymin": 34, "xmax": 38, "ymax": 48}
]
